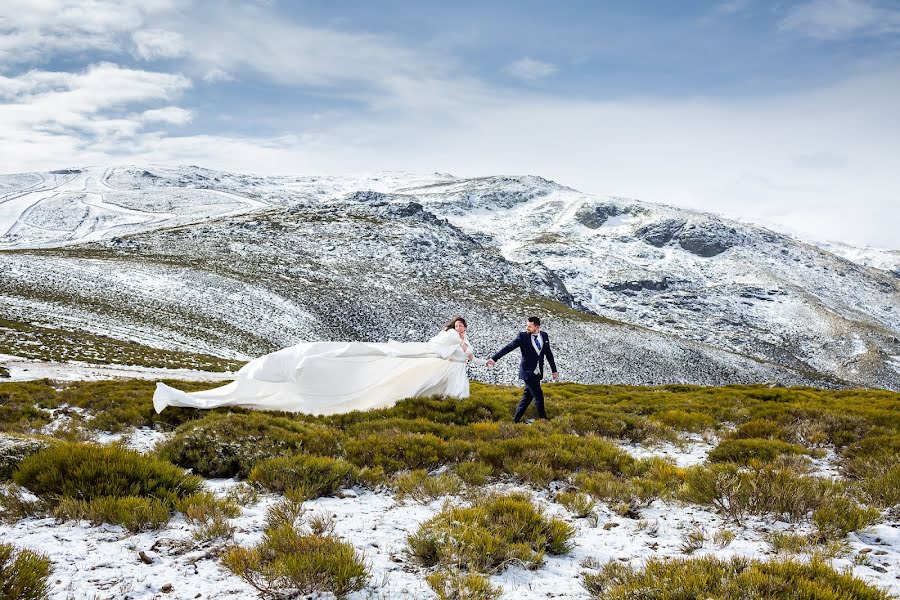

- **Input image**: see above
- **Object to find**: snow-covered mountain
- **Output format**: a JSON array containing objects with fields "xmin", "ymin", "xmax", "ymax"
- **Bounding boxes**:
[{"xmin": 1, "ymin": 166, "xmax": 898, "ymax": 389}]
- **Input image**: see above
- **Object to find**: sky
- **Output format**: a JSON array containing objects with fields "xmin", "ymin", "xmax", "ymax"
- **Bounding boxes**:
[{"xmin": 1, "ymin": 0, "xmax": 899, "ymax": 248}]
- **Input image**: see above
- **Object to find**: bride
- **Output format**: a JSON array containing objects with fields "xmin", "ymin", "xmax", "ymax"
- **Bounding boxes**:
[{"xmin": 153, "ymin": 316, "xmax": 487, "ymax": 416}]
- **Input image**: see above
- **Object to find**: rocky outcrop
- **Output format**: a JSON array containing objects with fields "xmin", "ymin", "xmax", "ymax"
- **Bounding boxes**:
[
  {"xmin": 677, "ymin": 221, "xmax": 742, "ymax": 257},
  {"xmin": 634, "ymin": 218, "xmax": 686, "ymax": 247}
]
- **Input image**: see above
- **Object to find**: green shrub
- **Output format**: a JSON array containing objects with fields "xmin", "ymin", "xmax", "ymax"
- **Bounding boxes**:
[
  {"xmin": 0, "ymin": 381, "xmax": 58, "ymax": 433},
  {"xmin": 222, "ymin": 523, "xmax": 368, "ymax": 597},
  {"xmin": 426, "ymin": 567, "xmax": 502, "ymax": 600},
  {"xmin": 13, "ymin": 442, "xmax": 202, "ymax": 507},
  {"xmin": 708, "ymin": 438, "xmax": 808, "ymax": 465},
  {"xmin": 731, "ymin": 419, "xmax": 788, "ymax": 441},
  {"xmin": 476, "ymin": 432, "xmax": 634, "ymax": 484},
  {"xmin": 157, "ymin": 412, "xmax": 343, "ymax": 478},
  {"xmin": 248, "ymin": 454, "xmax": 358, "ymax": 499},
  {"xmin": 812, "ymin": 495, "xmax": 881, "ymax": 541},
  {"xmin": 766, "ymin": 531, "xmax": 813, "ymax": 554},
  {"xmin": 343, "ymin": 430, "xmax": 461, "ymax": 473},
  {"xmin": 861, "ymin": 463, "xmax": 900, "ymax": 507},
  {"xmin": 555, "ymin": 491, "xmax": 596, "ymax": 519},
  {"xmin": 454, "ymin": 461, "xmax": 494, "ymax": 486},
  {"xmin": 0, "ymin": 542, "xmax": 52, "ymax": 600},
  {"xmin": 581, "ymin": 555, "xmax": 892, "ymax": 599},
  {"xmin": 54, "ymin": 496, "xmax": 171, "ymax": 532},
  {"xmin": 651, "ymin": 409, "xmax": 716, "ymax": 433},
  {"xmin": 679, "ymin": 460, "xmax": 833, "ymax": 525},
  {"xmin": 393, "ymin": 469, "xmax": 463, "ymax": 503},
  {"xmin": 407, "ymin": 492, "xmax": 575, "ymax": 572}
]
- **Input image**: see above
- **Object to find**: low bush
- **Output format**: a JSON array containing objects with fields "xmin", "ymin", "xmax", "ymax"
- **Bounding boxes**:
[
  {"xmin": 766, "ymin": 531, "xmax": 814, "ymax": 554},
  {"xmin": 650, "ymin": 409, "xmax": 716, "ymax": 433},
  {"xmin": 13, "ymin": 442, "xmax": 202, "ymax": 506},
  {"xmin": 581, "ymin": 555, "xmax": 892, "ymax": 599},
  {"xmin": 476, "ymin": 431, "xmax": 635, "ymax": 485},
  {"xmin": 248, "ymin": 454, "xmax": 358, "ymax": 499},
  {"xmin": 407, "ymin": 492, "xmax": 575, "ymax": 572},
  {"xmin": 454, "ymin": 461, "xmax": 494, "ymax": 486},
  {"xmin": 222, "ymin": 507, "xmax": 368, "ymax": 598},
  {"xmin": 54, "ymin": 496, "xmax": 170, "ymax": 532},
  {"xmin": 157, "ymin": 412, "xmax": 343, "ymax": 478},
  {"xmin": 425, "ymin": 567, "xmax": 502, "ymax": 600},
  {"xmin": 393, "ymin": 469, "xmax": 463, "ymax": 503},
  {"xmin": 574, "ymin": 458, "xmax": 683, "ymax": 517},
  {"xmin": 708, "ymin": 438, "xmax": 808, "ymax": 465},
  {"xmin": 555, "ymin": 491, "xmax": 596, "ymax": 519},
  {"xmin": 0, "ymin": 381, "xmax": 58, "ymax": 433},
  {"xmin": 343, "ymin": 430, "xmax": 462, "ymax": 473},
  {"xmin": 679, "ymin": 460, "xmax": 834, "ymax": 525},
  {"xmin": 0, "ymin": 542, "xmax": 52, "ymax": 600},
  {"xmin": 812, "ymin": 495, "xmax": 881, "ymax": 541},
  {"xmin": 730, "ymin": 419, "xmax": 789, "ymax": 441}
]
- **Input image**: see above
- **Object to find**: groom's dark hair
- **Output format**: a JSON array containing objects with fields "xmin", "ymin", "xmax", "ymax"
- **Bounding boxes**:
[{"xmin": 528, "ymin": 316, "xmax": 541, "ymax": 326}]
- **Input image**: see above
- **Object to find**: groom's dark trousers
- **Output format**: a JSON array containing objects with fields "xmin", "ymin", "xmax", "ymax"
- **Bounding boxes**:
[{"xmin": 515, "ymin": 374, "xmax": 546, "ymax": 422}]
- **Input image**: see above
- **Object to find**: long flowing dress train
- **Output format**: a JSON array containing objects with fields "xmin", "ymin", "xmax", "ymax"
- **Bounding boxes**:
[{"xmin": 152, "ymin": 328, "xmax": 485, "ymax": 415}]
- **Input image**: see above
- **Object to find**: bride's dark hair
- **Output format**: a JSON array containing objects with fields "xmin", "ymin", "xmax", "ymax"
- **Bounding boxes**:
[{"xmin": 443, "ymin": 316, "xmax": 467, "ymax": 331}]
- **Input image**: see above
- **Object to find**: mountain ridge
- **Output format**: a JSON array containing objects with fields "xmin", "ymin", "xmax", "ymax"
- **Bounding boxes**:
[{"xmin": 1, "ymin": 166, "xmax": 897, "ymax": 390}]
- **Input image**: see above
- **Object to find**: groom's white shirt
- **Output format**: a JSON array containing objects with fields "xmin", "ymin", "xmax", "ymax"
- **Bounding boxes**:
[{"xmin": 530, "ymin": 332, "xmax": 543, "ymax": 374}]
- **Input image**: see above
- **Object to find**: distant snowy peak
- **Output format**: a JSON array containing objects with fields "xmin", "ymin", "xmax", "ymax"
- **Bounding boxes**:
[{"xmin": 810, "ymin": 240, "xmax": 900, "ymax": 275}]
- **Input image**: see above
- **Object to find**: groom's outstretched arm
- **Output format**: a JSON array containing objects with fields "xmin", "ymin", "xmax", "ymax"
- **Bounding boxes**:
[{"xmin": 491, "ymin": 336, "xmax": 521, "ymax": 362}]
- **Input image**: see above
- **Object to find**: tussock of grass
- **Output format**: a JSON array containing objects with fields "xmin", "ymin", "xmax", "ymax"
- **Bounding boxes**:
[
  {"xmin": 11, "ymin": 442, "xmax": 202, "ymax": 531},
  {"xmin": 392, "ymin": 469, "xmax": 463, "ymax": 503},
  {"xmin": 679, "ymin": 459, "xmax": 839, "ymax": 525},
  {"xmin": 454, "ymin": 461, "xmax": 494, "ymax": 486},
  {"xmin": 581, "ymin": 555, "xmax": 892, "ymax": 599},
  {"xmin": 0, "ymin": 542, "xmax": 52, "ymax": 600},
  {"xmin": 248, "ymin": 454, "xmax": 358, "ymax": 499},
  {"xmin": 343, "ymin": 430, "xmax": 462, "ymax": 474},
  {"xmin": 426, "ymin": 567, "xmax": 502, "ymax": 600},
  {"xmin": 157, "ymin": 412, "xmax": 343, "ymax": 478},
  {"xmin": 408, "ymin": 492, "xmax": 575, "ymax": 572},
  {"xmin": 708, "ymin": 438, "xmax": 809, "ymax": 465},
  {"xmin": 222, "ymin": 499, "xmax": 368, "ymax": 597},
  {"xmin": 812, "ymin": 495, "xmax": 881, "ymax": 541},
  {"xmin": 555, "ymin": 490, "xmax": 596, "ymax": 519},
  {"xmin": 14, "ymin": 442, "xmax": 202, "ymax": 505},
  {"xmin": 54, "ymin": 496, "xmax": 170, "ymax": 532}
]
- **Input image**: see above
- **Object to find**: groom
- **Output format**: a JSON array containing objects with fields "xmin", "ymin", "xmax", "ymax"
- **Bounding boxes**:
[{"xmin": 486, "ymin": 316, "xmax": 559, "ymax": 422}]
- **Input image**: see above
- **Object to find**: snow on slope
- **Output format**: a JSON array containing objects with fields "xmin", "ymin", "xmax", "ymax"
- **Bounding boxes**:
[
  {"xmin": 1, "ymin": 165, "xmax": 898, "ymax": 389},
  {"xmin": 0, "ymin": 167, "xmax": 268, "ymax": 249}
]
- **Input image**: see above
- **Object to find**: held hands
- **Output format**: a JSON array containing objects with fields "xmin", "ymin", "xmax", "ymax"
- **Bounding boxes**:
[
  {"xmin": 486, "ymin": 359, "xmax": 496, "ymax": 367},
  {"xmin": 552, "ymin": 372, "xmax": 559, "ymax": 381}
]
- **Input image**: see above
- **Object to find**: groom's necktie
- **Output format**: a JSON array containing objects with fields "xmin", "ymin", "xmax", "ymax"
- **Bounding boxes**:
[{"xmin": 533, "ymin": 334, "xmax": 542, "ymax": 351}]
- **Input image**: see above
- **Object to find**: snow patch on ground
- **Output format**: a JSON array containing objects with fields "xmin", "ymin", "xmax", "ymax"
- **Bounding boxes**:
[
  {"xmin": 3, "ymin": 434, "xmax": 898, "ymax": 599},
  {"xmin": 0, "ymin": 354, "xmax": 235, "ymax": 383}
]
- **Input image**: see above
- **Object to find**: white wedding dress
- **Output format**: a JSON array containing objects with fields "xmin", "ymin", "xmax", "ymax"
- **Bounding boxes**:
[{"xmin": 153, "ymin": 329, "xmax": 486, "ymax": 415}]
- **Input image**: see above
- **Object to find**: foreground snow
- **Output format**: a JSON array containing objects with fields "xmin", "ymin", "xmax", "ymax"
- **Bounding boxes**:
[{"xmin": 2, "ymin": 429, "xmax": 898, "ymax": 599}]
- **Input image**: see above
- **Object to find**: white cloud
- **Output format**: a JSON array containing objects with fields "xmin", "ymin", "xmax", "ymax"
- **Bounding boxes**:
[
  {"xmin": 140, "ymin": 106, "xmax": 192, "ymax": 124},
  {"xmin": 780, "ymin": 0, "xmax": 900, "ymax": 40},
  {"xmin": 0, "ymin": 0, "xmax": 182, "ymax": 65},
  {"xmin": 0, "ymin": 62, "xmax": 191, "ymax": 156},
  {"xmin": 505, "ymin": 57, "xmax": 558, "ymax": 81},
  {"xmin": 202, "ymin": 68, "xmax": 235, "ymax": 83},
  {"xmin": 133, "ymin": 29, "xmax": 184, "ymax": 59}
]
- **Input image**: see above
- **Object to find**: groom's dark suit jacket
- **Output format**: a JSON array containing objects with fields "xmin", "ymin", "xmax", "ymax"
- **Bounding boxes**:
[{"xmin": 491, "ymin": 331, "xmax": 557, "ymax": 380}]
